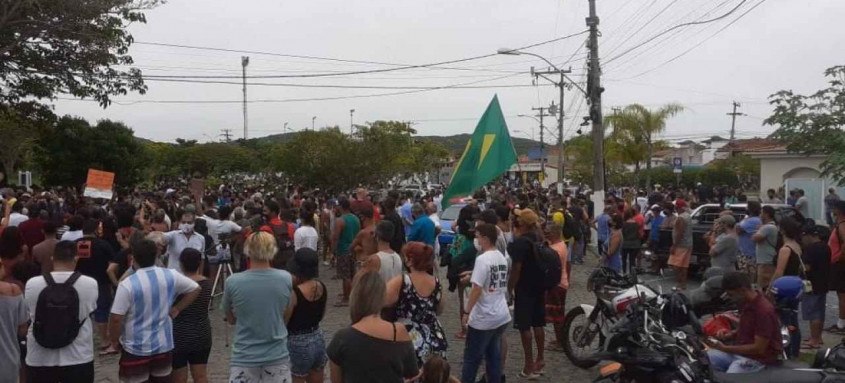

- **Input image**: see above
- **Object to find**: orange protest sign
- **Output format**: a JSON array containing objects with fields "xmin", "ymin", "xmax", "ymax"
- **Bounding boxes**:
[{"xmin": 83, "ymin": 169, "xmax": 115, "ymax": 199}]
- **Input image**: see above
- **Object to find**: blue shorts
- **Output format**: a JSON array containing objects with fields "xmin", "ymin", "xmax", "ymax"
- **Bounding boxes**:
[
  {"xmin": 287, "ymin": 329, "xmax": 327, "ymax": 377},
  {"xmin": 801, "ymin": 293, "xmax": 827, "ymax": 322},
  {"xmin": 94, "ymin": 284, "xmax": 113, "ymax": 323}
]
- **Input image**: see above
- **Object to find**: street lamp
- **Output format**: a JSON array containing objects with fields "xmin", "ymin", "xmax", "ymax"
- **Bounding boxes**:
[
  {"xmin": 499, "ymin": 48, "xmax": 568, "ymax": 193},
  {"xmin": 283, "ymin": 122, "xmax": 289, "ymax": 134}
]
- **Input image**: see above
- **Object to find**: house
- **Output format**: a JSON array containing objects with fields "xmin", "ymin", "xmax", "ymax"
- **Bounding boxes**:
[
  {"xmin": 649, "ymin": 140, "xmax": 706, "ymax": 168},
  {"xmin": 718, "ymin": 138, "xmax": 844, "ymax": 223},
  {"xmin": 701, "ymin": 136, "xmax": 731, "ymax": 163}
]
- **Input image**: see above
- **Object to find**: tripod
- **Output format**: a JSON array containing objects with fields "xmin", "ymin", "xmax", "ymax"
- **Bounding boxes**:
[{"xmin": 209, "ymin": 244, "xmax": 234, "ymax": 311}]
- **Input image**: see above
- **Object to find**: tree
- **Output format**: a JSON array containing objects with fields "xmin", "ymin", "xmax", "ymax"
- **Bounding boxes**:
[
  {"xmin": 606, "ymin": 103, "xmax": 684, "ymax": 191},
  {"xmin": 0, "ymin": 103, "xmax": 53, "ymax": 182},
  {"xmin": 766, "ymin": 65, "xmax": 845, "ymax": 183},
  {"xmin": 35, "ymin": 116, "xmax": 148, "ymax": 186},
  {"xmin": 0, "ymin": 0, "xmax": 161, "ymax": 107}
]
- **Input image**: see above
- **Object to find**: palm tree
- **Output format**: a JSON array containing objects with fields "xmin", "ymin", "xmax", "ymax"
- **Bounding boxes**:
[{"xmin": 606, "ymin": 103, "xmax": 683, "ymax": 191}]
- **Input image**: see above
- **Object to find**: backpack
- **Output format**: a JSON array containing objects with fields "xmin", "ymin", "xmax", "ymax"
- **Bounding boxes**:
[
  {"xmin": 561, "ymin": 210, "xmax": 583, "ymax": 241},
  {"xmin": 268, "ymin": 221, "xmax": 295, "ymax": 270},
  {"xmin": 534, "ymin": 242, "xmax": 563, "ymax": 290},
  {"xmin": 33, "ymin": 272, "xmax": 85, "ymax": 349}
]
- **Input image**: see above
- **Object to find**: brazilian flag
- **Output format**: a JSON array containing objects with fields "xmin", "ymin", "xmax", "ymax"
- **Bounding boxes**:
[{"xmin": 443, "ymin": 95, "xmax": 517, "ymax": 206}]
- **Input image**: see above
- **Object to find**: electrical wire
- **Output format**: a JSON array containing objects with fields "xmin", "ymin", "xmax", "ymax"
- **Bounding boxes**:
[
  {"xmin": 604, "ymin": 0, "xmax": 749, "ymax": 65},
  {"xmin": 614, "ymin": 0, "xmax": 768, "ymax": 80},
  {"xmin": 605, "ymin": 0, "xmax": 735, "ymax": 73},
  {"xmin": 132, "ymin": 30, "xmax": 589, "ymax": 80},
  {"xmin": 57, "ymin": 73, "xmax": 534, "ymax": 105},
  {"xmin": 603, "ymin": 0, "xmax": 681, "ymax": 59}
]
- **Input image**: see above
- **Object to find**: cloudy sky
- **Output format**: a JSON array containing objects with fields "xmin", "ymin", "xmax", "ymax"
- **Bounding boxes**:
[{"xmin": 52, "ymin": 0, "xmax": 845, "ymax": 145}]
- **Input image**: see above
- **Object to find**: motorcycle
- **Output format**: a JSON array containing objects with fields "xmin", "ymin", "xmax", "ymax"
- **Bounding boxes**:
[
  {"xmin": 714, "ymin": 338, "xmax": 845, "ymax": 382},
  {"xmin": 562, "ymin": 267, "xmax": 662, "ymax": 368},
  {"xmin": 590, "ymin": 290, "xmax": 713, "ymax": 383}
]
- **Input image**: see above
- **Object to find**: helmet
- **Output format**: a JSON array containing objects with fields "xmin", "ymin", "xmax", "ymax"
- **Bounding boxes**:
[
  {"xmin": 661, "ymin": 291, "xmax": 694, "ymax": 330},
  {"xmin": 770, "ymin": 276, "xmax": 803, "ymax": 305}
]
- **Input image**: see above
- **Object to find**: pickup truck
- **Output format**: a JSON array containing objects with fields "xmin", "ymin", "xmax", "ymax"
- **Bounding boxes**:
[{"xmin": 648, "ymin": 203, "xmax": 805, "ymax": 274}]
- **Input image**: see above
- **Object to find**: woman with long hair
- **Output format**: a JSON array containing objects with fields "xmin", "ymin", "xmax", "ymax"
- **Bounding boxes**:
[
  {"xmin": 286, "ymin": 248, "xmax": 328, "ymax": 383},
  {"xmin": 385, "ymin": 241, "xmax": 447, "ymax": 366}
]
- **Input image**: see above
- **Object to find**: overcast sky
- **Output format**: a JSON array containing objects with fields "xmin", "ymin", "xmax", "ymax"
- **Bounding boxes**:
[{"xmin": 52, "ymin": 0, "xmax": 845, "ymax": 145}]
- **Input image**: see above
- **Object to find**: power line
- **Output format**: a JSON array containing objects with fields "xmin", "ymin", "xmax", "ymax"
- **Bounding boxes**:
[
  {"xmin": 613, "ymin": 0, "xmax": 768, "ymax": 80},
  {"xmin": 132, "ymin": 30, "xmax": 589, "ymax": 80},
  {"xmin": 605, "ymin": 0, "xmax": 736, "ymax": 73},
  {"xmin": 604, "ymin": 0, "xmax": 749, "ymax": 65},
  {"xmin": 135, "ymin": 76, "xmax": 550, "ymax": 89},
  {"xmin": 57, "ymin": 73, "xmax": 527, "ymax": 105}
]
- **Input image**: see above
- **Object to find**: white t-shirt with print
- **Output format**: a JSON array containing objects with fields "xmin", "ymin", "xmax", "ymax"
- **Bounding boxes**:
[
  {"xmin": 25, "ymin": 272, "xmax": 99, "ymax": 367},
  {"xmin": 468, "ymin": 249, "xmax": 511, "ymax": 330}
]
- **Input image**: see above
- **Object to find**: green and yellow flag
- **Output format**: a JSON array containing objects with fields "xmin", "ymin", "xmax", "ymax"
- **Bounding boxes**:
[{"xmin": 443, "ymin": 95, "xmax": 517, "ymax": 206}]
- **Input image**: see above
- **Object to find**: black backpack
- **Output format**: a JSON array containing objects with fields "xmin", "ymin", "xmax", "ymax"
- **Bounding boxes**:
[
  {"xmin": 268, "ymin": 221, "xmax": 295, "ymax": 270},
  {"xmin": 534, "ymin": 242, "xmax": 563, "ymax": 290},
  {"xmin": 561, "ymin": 210, "xmax": 583, "ymax": 241},
  {"xmin": 33, "ymin": 272, "xmax": 85, "ymax": 349}
]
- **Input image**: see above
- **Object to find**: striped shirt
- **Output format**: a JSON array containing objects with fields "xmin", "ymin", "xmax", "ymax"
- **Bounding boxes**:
[{"xmin": 111, "ymin": 267, "xmax": 199, "ymax": 356}]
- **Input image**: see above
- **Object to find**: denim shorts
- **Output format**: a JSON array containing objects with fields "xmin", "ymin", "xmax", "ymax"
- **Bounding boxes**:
[
  {"xmin": 287, "ymin": 329, "xmax": 327, "ymax": 377},
  {"xmin": 801, "ymin": 293, "xmax": 827, "ymax": 322}
]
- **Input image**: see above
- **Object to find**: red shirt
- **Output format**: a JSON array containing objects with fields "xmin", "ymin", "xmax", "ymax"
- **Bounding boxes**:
[
  {"xmin": 633, "ymin": 213, "xmax": 645, "ymax": 239},
  {"xmin": 830, "ymin": 221, "xmax": 844, "ymax": 263},
  {"xmin": 17, "ymin": 218, "xmax": 44, "ymax": 259},
  {"xmin": 737, "ymin": 293, "xmax": 782, "ymax": 365}
]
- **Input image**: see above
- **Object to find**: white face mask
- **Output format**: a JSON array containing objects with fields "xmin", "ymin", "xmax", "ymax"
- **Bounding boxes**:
[
  {"xmin": 473, "ymin": 238, "xmax": 482, "ymax": 252},
  {"xmin": 179, "ymin": 223, "xmax": 194, "ymax": 234}
]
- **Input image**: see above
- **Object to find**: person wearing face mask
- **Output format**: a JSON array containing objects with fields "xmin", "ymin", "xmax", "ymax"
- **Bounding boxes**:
[
  {"xmin": 703, "ymin": 271, "xmax": 782, "ymax": 373},
  {"xmin": 163, "ymin": 212, "xmax": 205, "ymax": 274}
]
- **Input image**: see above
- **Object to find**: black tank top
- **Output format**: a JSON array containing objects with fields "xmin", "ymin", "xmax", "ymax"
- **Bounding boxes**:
[{"xmin": 288, "ymin": 280, "xmax": 327, "ymax": 334}]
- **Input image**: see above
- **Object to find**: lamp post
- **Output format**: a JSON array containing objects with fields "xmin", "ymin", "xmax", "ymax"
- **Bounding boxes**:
[
  {"xmin": 350, "ymin": 109, "xmax": 355, "ymax": 134},
  {"xmin": 497, "ymin": 48, "xmax": 580, "ymax": 194}
]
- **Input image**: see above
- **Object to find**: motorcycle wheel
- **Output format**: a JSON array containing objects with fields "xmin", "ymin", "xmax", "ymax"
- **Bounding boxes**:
[{"xmin": 562, "ymin": 306, "xmax": 605, "ymax": 369}]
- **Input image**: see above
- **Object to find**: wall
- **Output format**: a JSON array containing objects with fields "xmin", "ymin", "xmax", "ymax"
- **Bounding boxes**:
[{"xmin": 758, "ymin": 156, "xmax": 825, "ymax": 192}]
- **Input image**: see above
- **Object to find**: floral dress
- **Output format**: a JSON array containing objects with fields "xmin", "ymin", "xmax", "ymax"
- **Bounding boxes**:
[{"xmin": 395, "ymin": 274, "xmax": 448, "ymax": 365}]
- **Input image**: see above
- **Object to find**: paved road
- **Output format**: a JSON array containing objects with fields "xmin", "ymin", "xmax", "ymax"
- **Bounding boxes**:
[{"xmin": 91, "ymin": 246, "xmax": 842, "ymax": 382}]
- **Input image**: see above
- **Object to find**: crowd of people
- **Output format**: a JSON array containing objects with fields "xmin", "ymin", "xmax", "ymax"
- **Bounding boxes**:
[{"xmin": 0, "ymin": 178, "xmax": 843, "ymax": 382}]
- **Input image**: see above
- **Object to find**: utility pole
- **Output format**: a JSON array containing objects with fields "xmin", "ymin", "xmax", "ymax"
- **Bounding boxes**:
[
  {"xmin": 312, "ymin": 116, "xmax": 316, "ymax": 131},
  {"xmin": 532, "ymin": 67, "xmax": 572, "ymax": 193},
  {"xmin": 587, "ymin": 0, "xmax": 605, "ymax": 214},
  {"xmin": 350, "ymin": 109, "xmax": 355, "ymax": 134},
  {"xmin": 531, "ymin": 106, "xmax": 549, "ymax": 184},
  {"xmin": 241, "ymin": 56, "xmax": 249, "ymax": 140},
  {"xmin": 727, "ymin": 101, "xmax": 745, "ymax": 141},
  {"xmin": 220, "ymin": 128, "xmax": 233, "ymax": 143}
]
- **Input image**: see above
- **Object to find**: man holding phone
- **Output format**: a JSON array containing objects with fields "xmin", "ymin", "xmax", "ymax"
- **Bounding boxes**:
[{"xmin": 703, "ymin": 271, "xmax": 782, "ymax": 373}]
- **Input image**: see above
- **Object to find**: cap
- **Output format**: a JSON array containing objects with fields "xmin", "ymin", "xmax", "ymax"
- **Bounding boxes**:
[
  {"xmin": 514, "ymin": 208, "xmax": 540, "ymax": 227},
  {"xmin": 675, "ymin": 199, "xmax": 688, "ymax": 209},
  {"xmin": 287, "ymin": 248, "xmax": 319, "ymax": 279},
  {"xmin": 715, "ymin": 215, "xmax": 736, "ymax": 227},
  {"xmin": 650, "ymin": 204, "xmax": 662, "ymax": 211}
]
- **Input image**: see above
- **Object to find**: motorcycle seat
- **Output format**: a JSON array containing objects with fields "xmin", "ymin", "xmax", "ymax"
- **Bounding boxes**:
[{"xmin": 713, "ymin": 366, "xmax": 825, "ymax": 383}]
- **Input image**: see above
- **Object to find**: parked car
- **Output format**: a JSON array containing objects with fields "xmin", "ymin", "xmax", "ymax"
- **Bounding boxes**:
[
  {"xmin": 438, "ymin": 203, "xmax": 465, "ymax": 255},
  {"xmin": 648, "ymin": 203, "xmax": 805, "ymax": 275}
]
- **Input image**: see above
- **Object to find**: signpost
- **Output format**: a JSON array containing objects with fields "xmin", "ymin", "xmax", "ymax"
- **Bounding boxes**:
[
  {"xmin": 673, "ymin": 157, "xmax": 683, "ymax": 186},
  {"xmin": 83, "ymin": 169, "xmax": 115, "ymax": 199}
]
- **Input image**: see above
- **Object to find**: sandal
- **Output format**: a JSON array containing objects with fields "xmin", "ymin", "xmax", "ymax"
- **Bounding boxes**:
[
  {"xmin": 98, "ymin": 346, "xmax": 119, "ymax": 356},
  {"xmin": 454, "ymin": 331, "xmax": 467, "ymax": 340},
  {"xmin": 518, "ymin": 371, "xmax": 540, "ymax": 380},
  {"xmin": 801, "ymin": 343, "xmax": 822, "ymax": 350},
  {"xmin": 825, "ymin": 325, "xmax": 845, "ymax": 334}
]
